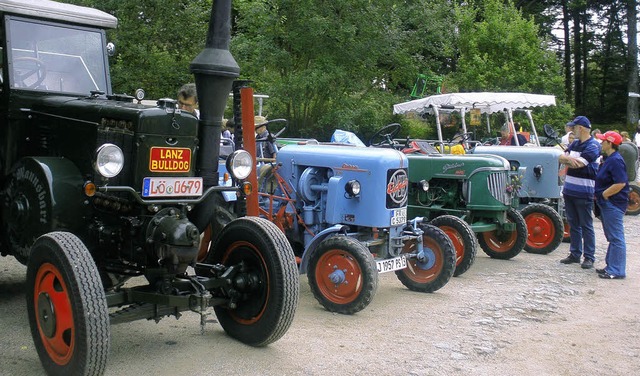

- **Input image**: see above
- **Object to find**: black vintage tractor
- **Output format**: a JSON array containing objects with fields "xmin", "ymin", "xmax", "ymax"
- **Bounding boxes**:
[{"xmin": 0, "ymin": 1, "xmax": 298, "ymax": 375}]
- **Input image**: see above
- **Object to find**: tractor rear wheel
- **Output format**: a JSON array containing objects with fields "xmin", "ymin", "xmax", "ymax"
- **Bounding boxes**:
[
  {"xmin": 206, "ymin": 217, "xmax": 299, "ymax": 346},
  {"xmin": 562, "ymin": 218, "xmax": 571, "ymax": 243},
  {"xmin": 26, "ymin": 232, "xmax": 110, "ymax": 376},
  {"xmin": 430, "ymin": 215, "xmax": 477, "ymax": 277},
  {"xmin": 307, "ymin": 236, "xmax": 378, "ymax": 315},
  {"xmin": 395, "ymin": 224, "xmax": 456, "ymax": 292},
  {"xmin": 478, "ymin": 208, "xmax": 527, "ymax": 259},
  {"xmin": 626, "ymin": 184, "xmax": 640, "ymax": 216},
  {"xmin": 521, "ymin": 204, "xmax": 563, "ymax": 254}
]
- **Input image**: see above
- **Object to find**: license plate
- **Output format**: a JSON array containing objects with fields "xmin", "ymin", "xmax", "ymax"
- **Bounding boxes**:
[
  {"xmin": 390, "ymin": 207, "xmax": 407, "ymax": 226},
  {"xmin": 376, "ymin": 255, "xmax": 407, "ymax": 273},
  {"xmin": 142, "ymin": 177, "xmax": 203, "ymax": 197}
]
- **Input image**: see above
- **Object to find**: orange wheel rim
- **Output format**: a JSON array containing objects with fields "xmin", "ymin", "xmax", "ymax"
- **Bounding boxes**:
[
  {"xmin": 525, "ymin": 213, "xmax": 556, "ymax": 248},
  {"xmin": 401, "ymin": 236, "xmax": 443, "ymax": 283},
  {"xmin": 439, "ymin": 225, "xmax": 464, "ymax": 266},
  {"xmin": 481, "ymin": 224, "xmax": 517, "ymax": 252},
  {"xmin": 314, "ymin": 249, "xmax": 363, "ymax": 305},
  {"xmin": 222, "ymin": 241, "xmax": 270, "ymax": 324},
  {"xmin": 563, "ymin": 220, "xmax": 570, "ymax": 239},
  {"xmin": 628, "ymin": 190, "xmax": 640, "ymax": 212},
  {"xmin": 34, "ymin": 263, "xmax": 74, "ymax": 366}
]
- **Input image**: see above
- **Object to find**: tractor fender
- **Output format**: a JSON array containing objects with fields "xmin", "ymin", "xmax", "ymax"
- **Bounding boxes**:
[
  {"xmin": 298, "ymin": 224, "xmax": 348, "ymax": 273},
  {"xmin": 1, "ymin": 157, "xmax": 86, "ymax": 262}
]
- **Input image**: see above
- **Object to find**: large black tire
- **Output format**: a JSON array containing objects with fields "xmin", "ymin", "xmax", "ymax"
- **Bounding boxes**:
[
  {"xmin": 478, "ymin": 208, "xmax": 527, "ymax": 260},
  {"xmin": 395, "ymin": 224, "xmax": 456, "ymax": 293},
  {"xmin": 520, "ymin": 204, "xmax": 564, "ymax": 254},
  {"xmin": 307, "ymin": 236, "xmax": 378, "ymax": 315},
  {"xmin": 206, "ymin": 217, "xmax": 299, "ymax": 346},
  {"xmin": 430, "ymin": 215, "xmax": 477, "ymax": 277},
  {"xmin": 26, "ymin": 232, "xmax": 110, "ymax": 376},
  {"xmin": 626, "ymin": 184, "xmax": 640, "ymax": 216}
]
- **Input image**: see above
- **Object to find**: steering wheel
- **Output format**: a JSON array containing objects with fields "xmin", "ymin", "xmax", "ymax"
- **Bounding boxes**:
[
  {"xmin": 543, "ymin": 124, "xmax": 558, "ymax": 139},
  {"xmin": 369, "ymin": 123, "xmax": 401, "ymax": 147},
  {"xmin": 449, "ymin": 131, "xmax": 474, "ymax": 144},
  {"xmin": 12, "ymin": 57, "xmax": 47, "ymax": 88}
]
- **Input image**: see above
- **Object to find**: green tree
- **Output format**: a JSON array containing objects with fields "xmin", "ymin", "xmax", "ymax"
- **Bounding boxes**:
[{"xmin": 452, "ymin": 0, "xmax": 564, "ymax": 95}]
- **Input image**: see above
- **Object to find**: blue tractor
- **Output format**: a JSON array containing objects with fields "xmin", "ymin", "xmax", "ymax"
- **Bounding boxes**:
[{"xmin": 252, "ymin": 137, "xmax": 456, "ymax": 314}]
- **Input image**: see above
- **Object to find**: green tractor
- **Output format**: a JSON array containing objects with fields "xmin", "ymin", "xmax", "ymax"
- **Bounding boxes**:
[{"xmin": 365, "ymin": 124, "xmax": 527, "ymax": 277}]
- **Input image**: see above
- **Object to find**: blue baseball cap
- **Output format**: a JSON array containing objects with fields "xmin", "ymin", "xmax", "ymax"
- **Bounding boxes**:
[{"xmin": 568, "ymin": 116, "xmax": 591, "ymax": 128}]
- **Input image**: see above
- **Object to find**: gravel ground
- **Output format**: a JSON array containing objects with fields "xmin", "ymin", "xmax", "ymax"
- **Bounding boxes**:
[{"xmin": 1, "ymin": 214, "xmax": 638, "ymax": 376}]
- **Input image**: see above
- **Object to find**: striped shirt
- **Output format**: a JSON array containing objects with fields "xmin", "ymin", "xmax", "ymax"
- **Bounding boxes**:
[{"xmin": 562, "ymin": 137, "xmax": 601, "ymax": 199}]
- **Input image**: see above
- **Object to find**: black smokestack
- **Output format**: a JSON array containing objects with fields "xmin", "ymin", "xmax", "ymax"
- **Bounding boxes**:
[
  {"xmin": 189, "ymin": 0, "xmax": 240, "ymax": 231},
  {"xmin": 190, "ymin": 0, "xmax": 240, "ymax": 187}
]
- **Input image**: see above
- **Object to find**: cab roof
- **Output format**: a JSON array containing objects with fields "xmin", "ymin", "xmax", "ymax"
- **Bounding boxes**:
[{"xmin": 0, "ymin": 0, "xmax": 117, "ymax": 29}]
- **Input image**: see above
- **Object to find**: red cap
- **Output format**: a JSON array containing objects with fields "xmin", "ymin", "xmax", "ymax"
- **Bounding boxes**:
[{"xmin": 596, "ymin": 131, "xmax": 623, "ymax": 146}]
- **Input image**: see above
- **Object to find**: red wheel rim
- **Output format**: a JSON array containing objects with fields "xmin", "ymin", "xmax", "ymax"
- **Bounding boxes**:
[
  {"xmin": 481, "ymin": 223, "xmax": 518, "ymax": 252},
  {"xmin": 525, "ymin": 213, "xmax": 556, "ymax": 249},
  {"xmin": 401, "ymin": 235, "xmax": 444, "ymax": 283},
  {"xmin": 628, "ymin": 190, "xmax": 640, "ymax": 213},
  {"xmin": 314, "ymin": 249, "xmax": 363, "ymax": 305},
  {"xmin": 34, "ymin": 263, "xmax": 75, "ymax": 366},
  {"xmin": 221, "ymin": 241, "xmax": 270, "ymax": 324},
  {"xmin": 439, "ymin": 225, "xmax": 464, "ymax": 266},
  {"xmin": 563, "ymin": 220, "xmax": 570, "ymax": 240}
]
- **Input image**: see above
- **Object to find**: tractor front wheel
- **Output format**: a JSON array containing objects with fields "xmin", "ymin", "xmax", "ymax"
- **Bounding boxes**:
[
  {"xmin": 521, "ymin": 204, "xmax": 563, "ymax": 254},
  {"xmin": 626, "ymin": 184, "xmax": 640, "ymax": 216},
  {"xmin": 206, "ymin": 217, "xmax": 299, "ymax": 346},
  {"xmin": 395, "ymin": 224, "xmax": 456, "ymax": 292},
  {"xmin": 430, "ymin": 215, "xmax": 477, "ymax": 277},
  {"xmin": 26, "ymin": 232, "xmax": 110, "ymax": 376},
  {"xmin": 478, "ymin": 208, "xmax": 527, "ymax": 259},
  {"xmin": 308, "ymin": 236, "xmax": 378, "ymax": 315}
]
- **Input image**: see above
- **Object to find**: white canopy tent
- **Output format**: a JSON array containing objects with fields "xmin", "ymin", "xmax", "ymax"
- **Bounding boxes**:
[{"xmin": 393, "ymin": 92, "xmax": 556, "ymax": 146}]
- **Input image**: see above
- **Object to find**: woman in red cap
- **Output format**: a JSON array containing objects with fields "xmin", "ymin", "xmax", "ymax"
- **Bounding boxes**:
[{"xmin": 594, "ymin": 131, "xmax": 629, "ymax": 279}]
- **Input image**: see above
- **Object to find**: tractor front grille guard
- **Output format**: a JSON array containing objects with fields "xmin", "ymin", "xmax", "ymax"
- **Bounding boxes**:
[{"xmin": 487, "ymin": 172, "xmax": 511, "ymax": 206}]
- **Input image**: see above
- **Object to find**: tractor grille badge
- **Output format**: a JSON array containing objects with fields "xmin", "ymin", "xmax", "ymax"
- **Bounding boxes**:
[{"xmin": 386, "ymin": 169, "xmax": 408, "ymax": 208}]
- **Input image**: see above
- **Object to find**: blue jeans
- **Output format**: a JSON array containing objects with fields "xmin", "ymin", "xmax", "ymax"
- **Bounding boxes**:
[
  {"xmin": 596, "ymin": 199, "xmax": 626, "ymax": 277},
  {"xmin": 563, "ymin": 195, "xmax": 596, "ymax": 261}
]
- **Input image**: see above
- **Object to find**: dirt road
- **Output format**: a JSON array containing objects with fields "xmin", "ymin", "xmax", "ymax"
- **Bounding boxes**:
[{"xmin": 1, "ymin": 215, "xmax": 638, "ymax": 376}]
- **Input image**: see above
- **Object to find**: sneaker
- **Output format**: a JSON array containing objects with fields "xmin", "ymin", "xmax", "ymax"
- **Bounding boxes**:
[
  {"xmin": 560, "ymin": 255, "xmax": 580, "ymax": 264},
  {"xmin": 581, "ymin": 259, "xmax": 594, "ymax": 269},
  {"xmin": 598, "ymin": 271, "xmax": 625, "ymax": 279},
  {"xmin": 596, "ymin": 268, "xmax": 606, "ymax": 275}
]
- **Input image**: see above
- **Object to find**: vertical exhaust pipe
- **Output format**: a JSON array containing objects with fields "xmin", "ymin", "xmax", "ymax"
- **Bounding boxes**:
[{"xmin": 189, "ymin": 0, "xmax": 240, "ymax": 230}]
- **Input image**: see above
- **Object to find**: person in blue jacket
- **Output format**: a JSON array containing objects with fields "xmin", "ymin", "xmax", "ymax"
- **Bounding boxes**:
[
  {"xmin": 558, "ymin": 116, "xmax": 602, "ymax": 269},
  {"xmin": 594, "ymin": 131, "xmax": 629, "ymax": 279}
]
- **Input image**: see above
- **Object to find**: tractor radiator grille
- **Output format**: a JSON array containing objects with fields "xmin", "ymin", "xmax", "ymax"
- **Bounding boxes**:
[{"xmin": 487, "ymin": 172, "xmax": 510, "ymax": 205}]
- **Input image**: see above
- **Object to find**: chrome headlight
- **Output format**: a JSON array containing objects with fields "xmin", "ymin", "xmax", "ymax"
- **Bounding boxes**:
[
  {"xmin": 345, "ymin": 179, "xmax": 361, "ymax": 197},
  {"xmin": 226, "ymin": 150, "xmax": 253, "ymax": 180},
  {"xmin": 419, "ymin": 179, "xmax": 429, "ymax": 191},
  {"xmin": 95, "ymin": 143, "xmax": 124, "ymax": 178}
]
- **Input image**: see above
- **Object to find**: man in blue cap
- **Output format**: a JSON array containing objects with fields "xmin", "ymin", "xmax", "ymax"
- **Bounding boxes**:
[{"xmin": 558, "ymin": 116, "xmax": 602, "ymax": 269}]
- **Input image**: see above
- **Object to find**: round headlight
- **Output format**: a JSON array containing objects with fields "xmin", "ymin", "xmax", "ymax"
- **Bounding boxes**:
[
  {"xmin": 226, "ymin": 150, "xmax": 253, "ymax": 180},
  {"xmin": 95, "ymin": 143, "xmax": 124, "ymax": 178},
  {"xmin": 345, "ymin": 179, "xmax": 361, "ymax": 197},
  {"xmin": 419, "ymin": 179, "xmax": 429, "ymax": 192}
]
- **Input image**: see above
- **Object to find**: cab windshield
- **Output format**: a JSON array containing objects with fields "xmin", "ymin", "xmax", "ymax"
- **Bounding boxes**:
[{"xmin": 7, "ymin": 17, "xmax": 109, "ymax": 94}]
